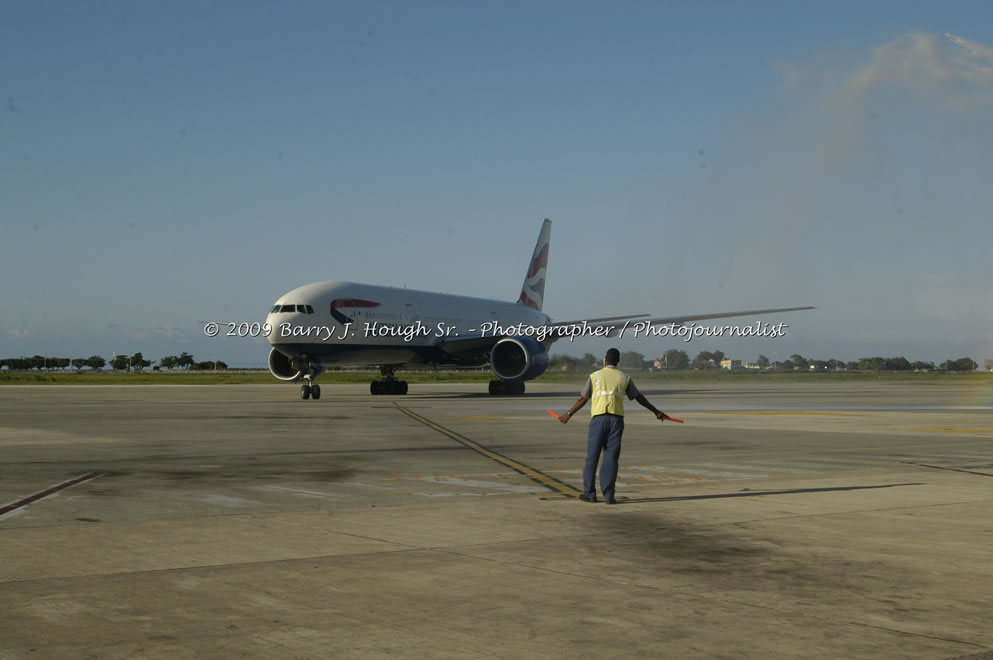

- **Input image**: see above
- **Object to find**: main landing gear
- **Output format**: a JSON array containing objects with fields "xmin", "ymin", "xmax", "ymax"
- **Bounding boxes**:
[
  {"xmin": 371, "ymin": 366, "xmax": 408, "ymax": 395},
  {"xmin": 300, "ymin": 382, "xmax": 321, "ymax": 400},
  {"xmin": 488, "ymin": 379, "xmax": 525, "ymax": 395}
]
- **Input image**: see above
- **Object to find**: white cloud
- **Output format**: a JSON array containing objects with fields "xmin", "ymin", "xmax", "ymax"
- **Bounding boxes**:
[{"xmin": 843, "ymin": 32, "xmax": 993, "ymax": 109}]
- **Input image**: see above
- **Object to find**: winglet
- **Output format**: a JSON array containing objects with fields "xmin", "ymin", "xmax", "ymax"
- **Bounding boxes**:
[{"xmin": 518, "ymin": 218, "xmax": 551, "ymax": 311}]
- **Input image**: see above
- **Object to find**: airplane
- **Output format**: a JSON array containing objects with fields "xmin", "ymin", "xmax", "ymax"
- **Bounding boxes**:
[{"xmin": 264, "ymin": 219, "xmax": 813, "ymax": 399}]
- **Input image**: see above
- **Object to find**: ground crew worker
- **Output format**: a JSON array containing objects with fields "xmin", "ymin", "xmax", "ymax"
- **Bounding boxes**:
[{"xmin": 559, "ymin": 348, "xmax": 669, "ymax": 504}]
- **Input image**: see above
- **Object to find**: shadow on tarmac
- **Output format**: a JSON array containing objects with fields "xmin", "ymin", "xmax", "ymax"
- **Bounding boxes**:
[
  {"xmin": 406, "ymin": 388, "xmax": 715, "ymax": 400},
  {"xmin": 617, "ymin": 482, "xmax": 925, "ymax": 504}
]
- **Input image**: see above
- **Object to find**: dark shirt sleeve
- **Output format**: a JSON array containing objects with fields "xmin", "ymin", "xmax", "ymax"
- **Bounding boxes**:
[{"xmin": 625, "ymin": 378, "xmax": 640, "ymax": 400}]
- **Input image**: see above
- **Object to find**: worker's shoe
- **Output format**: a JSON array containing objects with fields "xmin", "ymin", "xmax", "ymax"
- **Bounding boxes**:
[
  {"xmin": 604, "ymin": 496, "xmax": 618, "ymax": 505},
  {"xmin": 578, "ymin": 494, "xmax": 597, "ymax": 503}
]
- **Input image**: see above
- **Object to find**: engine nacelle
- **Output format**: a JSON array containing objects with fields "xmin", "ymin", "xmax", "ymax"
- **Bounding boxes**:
[
  {"xmin": 490, "ymin": 336, "xmax": 549, "ymax": 381},
  {"xmin": 268, "ymin": 348, "xmax": 326, "ymax": 382},
  {"xmin": 268, "ymin": 348, "xmax": 302, "ymax": 381}
]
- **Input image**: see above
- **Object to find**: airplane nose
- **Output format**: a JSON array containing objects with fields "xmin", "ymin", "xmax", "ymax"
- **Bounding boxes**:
[{"xmin": 266, "ymin": 314, "xmax": 282, "ymax": 344}]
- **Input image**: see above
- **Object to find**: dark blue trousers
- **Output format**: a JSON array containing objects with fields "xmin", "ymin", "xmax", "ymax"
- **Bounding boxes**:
[{"xmin": 584, "ymin": 414, "xmax": 624, "ymax": 499}]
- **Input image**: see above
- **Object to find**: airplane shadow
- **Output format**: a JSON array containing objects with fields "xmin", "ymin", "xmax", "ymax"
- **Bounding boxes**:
[
  {"xmin": 407, "ymin": 388, "xmax": 714, "ymax": 400},
  {"xmin": 409, "ymin": 391, "xmax": 578, "ymax": 399},
  {"xmin": 617, "ymin": 482, "xmax": 925, "ymax": 504}
]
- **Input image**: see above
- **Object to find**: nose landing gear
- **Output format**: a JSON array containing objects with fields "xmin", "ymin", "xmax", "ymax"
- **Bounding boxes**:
[
  {"xmin": 300, "ymin": 383, "xmax": 322, "ymax": 400},
  {"xmin": 297, "ymin": 361, "xmax": 324, "ymax": 401}
]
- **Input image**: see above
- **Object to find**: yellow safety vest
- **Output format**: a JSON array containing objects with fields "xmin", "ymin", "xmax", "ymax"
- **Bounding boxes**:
[{"xmin": 589, "ymin": 366, "xmax": 630, "ymax": 417}]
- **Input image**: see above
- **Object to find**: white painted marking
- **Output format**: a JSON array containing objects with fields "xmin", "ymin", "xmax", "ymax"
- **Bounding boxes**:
[
  {"xmin": 0, "ymin": 472, "xmax": 101, "ymax": 520},
  {"xmin": 0, "ymin": 507, "xmax": 27, "ymax": 522},
  {"xmin": 200, "ymin": 495, "xmax": 263, "ymax": 508},
  {"xmin": 259, "ymin": 485, "xmax": 342, "ymax": 499},
  {"xmin": 341, "ymin": 482, "xmax": 397, "ymax": 490}
]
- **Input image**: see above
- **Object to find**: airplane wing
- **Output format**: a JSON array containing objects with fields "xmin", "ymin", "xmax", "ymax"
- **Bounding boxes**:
[
  {"xmin": 431, "ymin": 315, "xmax": 652, "ymax": 356},
  {"xmin": 434, "ymin": 335, "xmax": 499, "ymax": 357},
  {"xmin": 546, "ymin": 306, "xmax": 815, "ymax": 339},
  {"xmin": 434, "ymin": 306, "xmax": 813, "ymax": 354}
]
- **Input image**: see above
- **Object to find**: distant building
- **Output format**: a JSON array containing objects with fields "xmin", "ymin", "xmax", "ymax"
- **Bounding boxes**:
[{"xmin": 720, "ymin": 359, "xmax": 743, "ymax": 371}]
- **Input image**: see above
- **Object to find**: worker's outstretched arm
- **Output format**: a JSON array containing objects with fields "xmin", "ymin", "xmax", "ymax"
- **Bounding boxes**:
[
  {"xmin": 559, "ymin": 395, "xmax": 589, "ymax": 424},
  {"xmin": 635, "ymin": 393, "xmax": 668, "ymax": 421}
]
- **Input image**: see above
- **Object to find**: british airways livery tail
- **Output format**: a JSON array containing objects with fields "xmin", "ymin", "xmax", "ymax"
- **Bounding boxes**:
[
  {"xmin": 518, "ymin": 218, "xmax": 550, "ymax": 311},
  {"xmin": 262, "ymin": 219, "xmax": 813, "ymax": 400}
]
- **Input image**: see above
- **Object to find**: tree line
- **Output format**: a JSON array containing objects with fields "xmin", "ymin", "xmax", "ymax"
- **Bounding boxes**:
[
  {"xmin": 0, "ymin": 352, "xmax": 228, "ymax": 372},
  {"xmin": 547, "ymin": 351, "xmax": 984, "ymax": 373},
  {"xmin": 3, "ymin": 350, "xmax": 985, "ymax": 374}
]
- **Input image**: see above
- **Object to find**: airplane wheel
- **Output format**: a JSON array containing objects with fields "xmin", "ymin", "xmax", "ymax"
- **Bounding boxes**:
[
  {"xmin": 488, "ymin": 380, "xmax": 502, "ymax": 395},
  {"xmin": 370, "ymin": 381, "xmax": 380, "ymax": 395},
  {"xmin": 301, "ymin": 384, "xmax": 311, "ymax": 400},
  {"xmin": 400, "ymin": 380, "xmax": 408, "ymax": 395},
  {"xmin": 311, "ymin": 384, "xmax": 321, "ymax": 400},
  {"xmin": 513, "ymin": 381, "xmax": 525, "ymax": 395}
]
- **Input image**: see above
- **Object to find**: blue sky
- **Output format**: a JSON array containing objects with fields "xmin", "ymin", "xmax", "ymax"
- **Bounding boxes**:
[{"xmin": 3, "ymin": 1, "xmax": 993, "ymax": 367}]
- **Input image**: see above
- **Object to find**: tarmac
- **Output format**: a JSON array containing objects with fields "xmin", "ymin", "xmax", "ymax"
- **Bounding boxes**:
[{"xmin": 1, "ymin": 380, "xmax": 992, "ymax": 659}]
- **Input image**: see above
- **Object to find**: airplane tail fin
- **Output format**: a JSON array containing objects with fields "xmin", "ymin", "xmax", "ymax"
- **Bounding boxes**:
[{"xmin": 518, "ymin": 218, "xmax": 551, "ymax": 311}]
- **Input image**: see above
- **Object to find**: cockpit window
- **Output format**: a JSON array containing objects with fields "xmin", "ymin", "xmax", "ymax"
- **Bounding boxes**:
[
  {"xmin": 296, "ymin": 304, "xmax": 307, "ymax": 313},
  {"xmin": 270, "ymin": 305, "xmax": 280, "ymax": 313},
  {"xmin": 305, "ymin": 304, "xmax": 314, "ymax": 314}
]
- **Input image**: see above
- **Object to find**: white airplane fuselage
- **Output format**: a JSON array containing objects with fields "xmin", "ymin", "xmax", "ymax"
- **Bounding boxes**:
[{"xmin": 266, "ymin": 280, "xmax": 550, "ymax": 368}]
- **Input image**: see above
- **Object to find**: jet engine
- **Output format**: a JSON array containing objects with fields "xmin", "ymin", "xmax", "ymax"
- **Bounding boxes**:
[
  {"xmin": 268, "ymin": 348, "xmax": 326, "ymax": 382},
  {"xmin": 268, "ymin": 348, "xmax": 302, "ymax": 381},
  {"xmin": 490, "ymin": 336, "xmax": 549, "ymax": 381}
]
